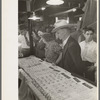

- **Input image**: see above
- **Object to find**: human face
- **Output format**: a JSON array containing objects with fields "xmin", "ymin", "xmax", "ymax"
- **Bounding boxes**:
[
  {"xmin": 84, "ymin": 30, "xmax": 94, "ymax": 42},
  {"xmin": 38, "ymin": 31, "xmax": 43, "ymax": 38},
  {"xmin": 55, "ymin": 29, "xmax": 66, "ymax": 40},
  {"xmin": 20, "ymin": 30, "xmax": 27, "ymax": 35}
]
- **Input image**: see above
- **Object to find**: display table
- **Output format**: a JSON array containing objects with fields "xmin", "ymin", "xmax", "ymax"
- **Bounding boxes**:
[{"xmin": 19, "ymin": 56, "xmax": 97, "ymax": 100}]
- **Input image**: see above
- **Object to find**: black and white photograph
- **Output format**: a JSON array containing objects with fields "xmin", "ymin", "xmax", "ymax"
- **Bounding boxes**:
[{"xmin": 6, "ymin": 0, "xmax": 98, "ymax": 100}]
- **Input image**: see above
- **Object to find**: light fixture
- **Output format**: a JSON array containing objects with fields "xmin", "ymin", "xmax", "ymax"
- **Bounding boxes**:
[
  {"xmin": 28, "ymin": 12, "xmax": 40, "ymax": 20},
  {"xmin": 41, "ymin": 7, "xmax": 46, "ymax": 10},
  {"xmin": 55, "ymin": 17, "xmax": 59, "ymax": 22},
  {"xmin": 46, "ymin": 0, "xmax": 64, "ymax": 5},
  {"xmin": 79, "ymin": 17, "xmax": 82, "ymax": 21},
  {"xmin": 66, "ymin": 17, "xmax": 69, "ymax": 24},
  {"xmin": 72, "ymin": 8, "xmax": 77, "ymax": 12}
]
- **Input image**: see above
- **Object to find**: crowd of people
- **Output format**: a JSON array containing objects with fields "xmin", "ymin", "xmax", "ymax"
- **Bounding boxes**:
[{"xmin": 18, "ymin": 19, "xmax": 97, "ymax": 84}]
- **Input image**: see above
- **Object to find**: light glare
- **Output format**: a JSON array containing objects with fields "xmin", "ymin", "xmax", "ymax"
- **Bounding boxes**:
[{"xmin": 46, "ymin": 0, "xmax": 64, "ymax": 5}]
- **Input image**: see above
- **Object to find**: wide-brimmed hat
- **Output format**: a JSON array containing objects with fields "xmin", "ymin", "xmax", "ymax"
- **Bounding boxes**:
[{"xmin": 52, "ymin": 20, "xmax": 76, "ymax": 33}]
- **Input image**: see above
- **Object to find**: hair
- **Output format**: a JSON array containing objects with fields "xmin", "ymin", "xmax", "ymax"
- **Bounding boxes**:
[
  {"xmin": 86, "ymin": 27, "xmax": 94, "ymax": 33},
  {"xmin": 83, "ymin": 26, "xmax": 87, "ymax": 31},
  {"xmin": 83, "ymin": 27, "xmax": 94, "ymax": 34},
  {"xmin": 42, "ymin": 33, "xmax": 55, "ymax": 42},
  {"xmin": 19, "ymin": 25, "xmax": 28, "ymax": 31}
]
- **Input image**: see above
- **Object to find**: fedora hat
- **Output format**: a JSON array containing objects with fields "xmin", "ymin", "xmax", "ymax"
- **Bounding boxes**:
[{"xmin": 52, "ymin": 20, "xmax": 76, "ymax": 33}]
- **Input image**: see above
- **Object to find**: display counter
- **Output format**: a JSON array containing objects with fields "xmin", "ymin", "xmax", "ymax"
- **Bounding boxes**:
[{"xmin": 19, "ymin": 56, "xmax": 97, "ymax": 100}]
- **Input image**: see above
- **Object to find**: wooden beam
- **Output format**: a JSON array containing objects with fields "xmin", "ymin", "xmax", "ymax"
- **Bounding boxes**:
[{"xmin": 49, "ymin": 7, "xmax": 78, "ymax": 17}]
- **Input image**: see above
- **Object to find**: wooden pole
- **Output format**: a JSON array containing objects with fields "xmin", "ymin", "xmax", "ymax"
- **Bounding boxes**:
[{"xmin": 26, "ymin": 0, "xmax": 35, "ymax": 55}]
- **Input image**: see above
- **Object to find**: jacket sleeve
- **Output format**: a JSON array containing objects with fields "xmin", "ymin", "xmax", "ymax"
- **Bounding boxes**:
[{"xmin": 68, "ymin": 42, "xmax": 86, "ymax": 73}]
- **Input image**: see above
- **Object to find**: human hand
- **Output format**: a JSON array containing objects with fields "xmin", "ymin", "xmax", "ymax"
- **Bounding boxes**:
[{"xmin": 87, "ymin": 66, "xmax": 96, "ymax": 72}]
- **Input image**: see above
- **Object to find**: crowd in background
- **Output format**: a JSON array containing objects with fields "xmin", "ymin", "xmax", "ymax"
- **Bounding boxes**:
[{"xmin": 18, "ymin": 20, "xmax": 97, "ymax": 84}]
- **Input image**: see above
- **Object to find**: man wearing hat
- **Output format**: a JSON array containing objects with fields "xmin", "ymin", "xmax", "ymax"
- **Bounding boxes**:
[{"xmin": 52, "ymin": 20, "xmax": 88, "ymax": 76}]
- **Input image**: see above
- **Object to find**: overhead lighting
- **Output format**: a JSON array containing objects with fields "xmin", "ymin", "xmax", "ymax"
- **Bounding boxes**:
[
  {"xmin": 79, "ymin": 17, "xmax": 82, "ymax": 21},
  {"xmin": 46, "ymin": 0, "xmax": 64, "ymax": 5},
  {"xmin": 41, "ymin": 7, "xmax": 46, "ymax": 10},
  {"xmin": 28, "ymin": 16, "xmax": 40, "ymax": 20},
  {"xmin": 72, "ymin": 8, "xmax": 77, "ymax": 12},
  {"xmin": 66, "ymin": 17, "xmax": 69, "ymax": 24},
  {"xmin": 55, "ymin": 17, "xmax": 59, "ymax": 22},
  {"xmin": 28, "ymin": 12, "xmax": 40, "ymax": 20}
]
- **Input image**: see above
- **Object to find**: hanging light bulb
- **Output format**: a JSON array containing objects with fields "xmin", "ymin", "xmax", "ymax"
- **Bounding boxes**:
[
  {"xmin": 72, "ymin": 8, "xmax": 77, "ymax": 12},
  {"xmin": 55, "ymin": 17, "xmax": 59, "ymax": 22},
  {"xmin": 79, "ymin": 17, "xmax": 82, "ymax": 21},
  {"xmin": 46, "ymin": 0, "xmax": 64, "ymax": 5},
  {"xmin": 66, "ymin": 17, "xmax": 69, "ymax": 24},
  {"xmin": 41, "ymin": 7, "xmax": 46, "ymax": 10},
  {"xmin": 28, "ymin": 12, "xmax": 40, "ymax": 20}
]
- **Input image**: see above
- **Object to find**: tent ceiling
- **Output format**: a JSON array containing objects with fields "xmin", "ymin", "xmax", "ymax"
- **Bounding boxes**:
[{"xmin": 19, "ymin": 0, "xmax": 87, "ymax": 16}]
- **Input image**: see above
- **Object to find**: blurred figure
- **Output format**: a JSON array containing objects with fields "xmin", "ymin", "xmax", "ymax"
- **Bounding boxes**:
[
  {"xmin": 41, "ymin": 33, "xmax": 62, "ymax": 63},
  {"xmin": 18, "ymin": 25, "xmax": 30, "ymax": 57},
  {"xmin": 32, "ymin": 27, "xmax": 40, "ymax": 46},
  {"xmin": 35, "ymin": 30, "xmax": 46, "ymax": 59},
  {"xmin": 18, "ymin": 26, "xmax": 30, "ymax": 48},
  {"xmin": 45, "ymin": 26, "xmax": 53, "ymax": 33},
  {"xmin": 71, "ymin": 21, "xmax": 82, "ymax": 42},
  {"xmin": 78, "ymin": 27, "xmax": 87, "ymax": 43}
]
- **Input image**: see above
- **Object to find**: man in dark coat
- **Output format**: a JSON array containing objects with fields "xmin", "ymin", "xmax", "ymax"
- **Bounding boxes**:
[{"xmin": 52, "ymin": 20, "xmax": 89, "ymax": 76}]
